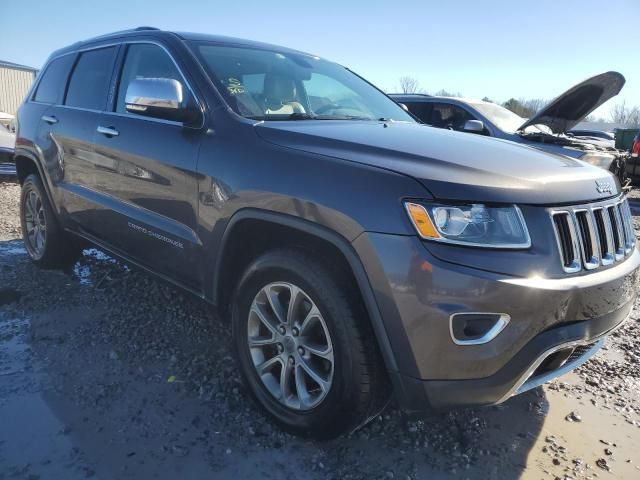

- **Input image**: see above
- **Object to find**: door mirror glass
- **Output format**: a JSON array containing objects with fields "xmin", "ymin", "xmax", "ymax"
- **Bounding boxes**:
[
  {"xmin": 463, "ymin": 119, "xmax": 484, "ymax": 133},
  {"xmin": 125, "ymin": 77, "xmax": 199, "ymax": 125}
]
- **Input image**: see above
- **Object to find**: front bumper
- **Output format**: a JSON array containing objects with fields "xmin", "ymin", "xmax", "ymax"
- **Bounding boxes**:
[{"xmin": 353, "ymin": 232, "xmax": 639, "ymax": 410}]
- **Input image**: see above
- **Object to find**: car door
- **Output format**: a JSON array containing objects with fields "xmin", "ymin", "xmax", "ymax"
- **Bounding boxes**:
[
  {"xmin": 52, "ymin": 46, "xmax": 120, "ymax": 230},
  {"xmin": 25, "ymin": 54, "xmax": 76, "ymax": 209},
  {"xmin": 90, "ymin": 42, "xmax": 203, "ymax": 289}
]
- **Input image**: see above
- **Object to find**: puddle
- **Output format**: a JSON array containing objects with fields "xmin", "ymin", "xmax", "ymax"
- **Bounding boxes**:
[
  {"xmin": 72, "ymin": 264, "xmax": 93, "ymax": 286},
  {"xmin": 0, "ymin": 317, "xmax": 30, "ymax": 376},
  {"xmin": 71, "ymin": 248, "xmax": 129, "ymax": 286},
  {"xmin": 84, "ymin": 248, "xmax": 117, "ymax": 263},
  {"xmin": 0, "ymin": 240, "xmax": 26, "ymax": 256}
]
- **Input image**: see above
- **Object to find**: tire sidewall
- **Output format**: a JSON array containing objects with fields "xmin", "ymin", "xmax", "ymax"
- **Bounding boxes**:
[
  {"xmin": 232, "ymin": 255, "xmax": 359, "ymax": 436},
  {"xmin": 20, "ymin": 176, "xmax": 49, "ymax": 261}
]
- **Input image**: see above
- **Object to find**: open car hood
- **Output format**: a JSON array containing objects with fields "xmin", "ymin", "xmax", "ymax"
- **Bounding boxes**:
[{"xmin": 518, "ymin": 72, "xmax": 625, "ymax": 134}]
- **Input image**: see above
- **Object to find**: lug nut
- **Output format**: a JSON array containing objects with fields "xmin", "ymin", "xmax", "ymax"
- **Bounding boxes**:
[
  {"xmin": 277, "ymin": 343, "xmax": 284, "ymax": 353},
  {"xmin": 278, "ymin": 325, "xmax": 286, "ymax": 335},
  {"xmin": 297, "ymin": 346, "xmax": 305, "ymax": 355},
  {"xmin": 288, "ymin": 356, "xmax": 295, "ymax": 365},
  {"xmin": 292, "ymin": 327, "xmax": 299, "ymax": 336}
]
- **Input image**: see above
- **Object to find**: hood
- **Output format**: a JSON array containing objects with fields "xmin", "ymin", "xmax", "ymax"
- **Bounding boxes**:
[
  {"xmin": 518, "ymin": 71, "xmax": 625, "ymax": 134},
  {"xmin": 255, "ymin": 121, "xmax": 619, "ymax": 204}
]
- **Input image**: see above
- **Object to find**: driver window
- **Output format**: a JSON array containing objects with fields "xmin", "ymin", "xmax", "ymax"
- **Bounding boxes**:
[
  {"xmin": 115, "ymin": 44, "xmax": 188, "ymax": 114},
  {"xmin": 431, "ymin": 104, "xmax": 475, "ymax": 131}
]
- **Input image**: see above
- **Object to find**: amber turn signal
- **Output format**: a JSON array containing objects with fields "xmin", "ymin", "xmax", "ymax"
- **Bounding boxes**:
[{"xmin": 405, "ymin": 202, "xmax": 440, "ymax": 239}]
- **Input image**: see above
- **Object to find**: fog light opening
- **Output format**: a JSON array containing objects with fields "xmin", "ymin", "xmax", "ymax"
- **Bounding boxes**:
[{"xmin": 449, "ymin": 313, "xmax": 510, "ymax": 346}]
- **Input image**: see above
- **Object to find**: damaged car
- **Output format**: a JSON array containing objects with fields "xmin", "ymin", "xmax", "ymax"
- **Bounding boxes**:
[{"xmin": 391, "ymin": 72, "xmax": 628, "ymax": 183}]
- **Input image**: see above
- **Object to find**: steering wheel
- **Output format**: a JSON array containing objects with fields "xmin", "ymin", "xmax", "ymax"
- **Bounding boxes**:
[{"xmin": 315, "ymin": 103, "xmax": 341, "ymax": 115}]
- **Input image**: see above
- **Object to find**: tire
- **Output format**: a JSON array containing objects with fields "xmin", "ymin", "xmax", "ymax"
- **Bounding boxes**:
[
  {"xmin": 20, "ymin": 174, "xmax": 82, "ymax": 268},
  {"xmin": 231, "ymin": 248, "xmax": 390, "ymax": 438}
]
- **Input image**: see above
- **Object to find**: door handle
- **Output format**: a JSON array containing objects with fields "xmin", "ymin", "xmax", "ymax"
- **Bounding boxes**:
[
  {"xmin": 97, "ymin": 126, "xmax": 119, "ymax": 137},
  {"xmin": 41, "ymin": 115, "xmax": 58, "ymax": 125}
]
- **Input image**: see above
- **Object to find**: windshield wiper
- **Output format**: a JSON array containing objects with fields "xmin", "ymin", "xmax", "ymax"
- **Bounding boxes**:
[{"xmin": 251, "ymin": 113, "xmax": 318, "ymax": 121}]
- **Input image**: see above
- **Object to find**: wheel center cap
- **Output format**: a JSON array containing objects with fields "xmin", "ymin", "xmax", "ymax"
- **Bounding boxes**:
[{"xmin": 284, "ymin": 336, "xmax": 296, "ymax": 353}]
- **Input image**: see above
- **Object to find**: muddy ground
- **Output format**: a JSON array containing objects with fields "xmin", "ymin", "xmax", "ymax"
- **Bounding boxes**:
[{"xmin": 1, "ymin": 178, "xmax": 639, "ymax": 479}]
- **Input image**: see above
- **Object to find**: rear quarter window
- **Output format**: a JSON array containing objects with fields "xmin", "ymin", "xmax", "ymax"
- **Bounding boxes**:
[
  {"xmin": 33, "ymin": 55, "xmax": 74, "ymax": 104},
  {"xmin": 65, "ymin": 47, "xmax": 118, "ymax": 110}
]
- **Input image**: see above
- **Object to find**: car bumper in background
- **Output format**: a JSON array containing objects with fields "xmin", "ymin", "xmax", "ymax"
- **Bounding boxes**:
[
  {"xmin": 353, "ymin": 233, "xmax": 640, "ymax": 410},
  {"xmin": 0, "ymin": 148, "xmax": 16, "ymax": 176}
]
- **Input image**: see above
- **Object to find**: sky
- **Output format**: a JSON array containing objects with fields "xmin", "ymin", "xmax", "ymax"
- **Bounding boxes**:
[{"xmin": 1, "ymin": 0, "xmax": 638, "ymax": 118}]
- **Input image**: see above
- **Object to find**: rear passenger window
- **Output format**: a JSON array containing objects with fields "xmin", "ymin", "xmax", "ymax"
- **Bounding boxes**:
[
  {"xmin": 404, "ymin": 102, "xmax": 432, "ymax": 124},
  {"xmin": 33, "ymin": 55, "xmax": 74, "ymax": 104},
  {"xmin": 115, "ymin": 44, "xmax": 187, "ymax": 114},
  {"xmin": 65, "ymin": 47, "xmax": 117, "ymax": 110}
]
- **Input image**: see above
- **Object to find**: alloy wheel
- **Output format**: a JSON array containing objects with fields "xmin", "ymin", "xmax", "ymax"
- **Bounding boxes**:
[
  {"xmin": 247, "ymin": 282, "xmax": 334, "ymax": 410},
  {"xmin": 23, "ymin": 189, "xmax": 47, "ymax": 257}
]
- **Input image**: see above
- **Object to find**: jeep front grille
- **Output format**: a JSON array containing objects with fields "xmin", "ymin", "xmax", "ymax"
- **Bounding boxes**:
[{"xmin": 551, "ymin": 198, "xmax": 635, "ymax": 273}]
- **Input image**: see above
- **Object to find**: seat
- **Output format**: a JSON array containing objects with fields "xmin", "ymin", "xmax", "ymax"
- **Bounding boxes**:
[
  {"xmin": 263, "ymin": 75, "xmax": 306, "ymax": 115},
  {"xmin": 431, "ymin": 110, "xmax": 444, "ymax": 128}
]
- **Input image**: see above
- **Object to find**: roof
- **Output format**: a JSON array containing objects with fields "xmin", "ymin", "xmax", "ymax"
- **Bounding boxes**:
[
  {"xmin": 0, "ymin": 60, "xmax": 38, "ymax": 72},
  {"xmin": 388, "ymin": 93, "xmax": 432, "ymax": 98},
  {"xmin": 49, "ymin": 27, "xmax": 319, "ymax": 60}
]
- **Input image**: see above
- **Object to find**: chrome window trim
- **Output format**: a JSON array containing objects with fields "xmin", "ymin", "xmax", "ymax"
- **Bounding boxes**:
[
  {"xmin": 29, "ymin": 39, "xmax": 205, "ymax": 129},
  {"xmin": 449, "ymin": 313, "xmax": 510, "ymax": 346},
  {"xmin": 101, "ymin": 110, "xmax": 183, "ymax": 127}
]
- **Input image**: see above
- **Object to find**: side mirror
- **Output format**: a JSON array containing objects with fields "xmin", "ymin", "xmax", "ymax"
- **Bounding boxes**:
[
  {"xmin": 463, "ymin": 119, "xmax": 484, "ymax": 133},
  {"xmin": 398, "ymin": 103, "xmax": 409, "ymax": 112},
  {"xmin": 125, "ymin": 77, "xmax": 200, "ymax": 126}
]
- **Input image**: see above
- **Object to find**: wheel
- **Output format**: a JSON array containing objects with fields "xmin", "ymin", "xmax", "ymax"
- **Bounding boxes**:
[
  {"xmin": 231, "ymin": 249, "xmax": 389, "ymax": 438},
  {"xmin": 20, "ymin": 174, "xmax": 82, "ymax": 268}
]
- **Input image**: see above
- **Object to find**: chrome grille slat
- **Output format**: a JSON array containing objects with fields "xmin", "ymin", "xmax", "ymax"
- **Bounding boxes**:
[{"xmin": 551, "ymin": 198, "xmax": 636, "ymax": 273}]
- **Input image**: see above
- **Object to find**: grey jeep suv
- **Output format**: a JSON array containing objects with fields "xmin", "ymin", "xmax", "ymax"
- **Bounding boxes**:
[{"xmin": 14, "ymin": 27, "xmax": 639, "ymax": 438}]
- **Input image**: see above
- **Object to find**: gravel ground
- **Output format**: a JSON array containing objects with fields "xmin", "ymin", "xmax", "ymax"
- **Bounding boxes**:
[{"xmin": 1, "ymin": 178, "xmax": 640, "ymax": 479}]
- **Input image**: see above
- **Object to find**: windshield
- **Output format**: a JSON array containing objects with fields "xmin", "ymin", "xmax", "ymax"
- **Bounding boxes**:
[
  {"xmin": 190, "ymin": 43, "xmax": 415, "ymax": 122},
  {"xmin": 469, "ymin": 102, "xmax": 528, "ymax": 133},
  {"xmin": 469, "ymin": 102, "xmax": 550, "ymax": 134}
]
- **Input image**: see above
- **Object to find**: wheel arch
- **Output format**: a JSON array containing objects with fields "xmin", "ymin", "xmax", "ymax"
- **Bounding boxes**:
[
  {"xmin": 14, "ymin": 150, "xmax": 57, "ymax": 212},
  {"xmin": 212, "ymin": 208, "xmax": 399, "ymax": 373}
]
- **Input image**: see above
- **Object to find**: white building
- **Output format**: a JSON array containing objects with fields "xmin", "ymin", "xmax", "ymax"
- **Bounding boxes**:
[{"xmin": 0, "ymin": 60, "xmax": 38, "ymax": 117}]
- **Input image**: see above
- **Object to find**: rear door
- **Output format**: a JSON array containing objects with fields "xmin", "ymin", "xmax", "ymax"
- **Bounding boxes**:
[
  {"xmin": 22, "ymin": 54, "xmax": 75, "ymax": 210},
  {"xmin": 90, "ymin": 42, "xmax": 203, "ymax": 288},
  {"xmin": 53, "ymin": 46, "xmax": 119, "ymax": 230}
]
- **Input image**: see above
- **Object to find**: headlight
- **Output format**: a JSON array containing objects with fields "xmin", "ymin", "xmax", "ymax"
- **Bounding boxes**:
[{"xmin": 405, "ymin": 202, "xmax": 531, "ymax": 248}]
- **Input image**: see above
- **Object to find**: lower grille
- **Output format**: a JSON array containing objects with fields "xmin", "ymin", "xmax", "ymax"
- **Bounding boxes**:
[{"xmin": 513, "ymin": 339, "xmax": 604, "ymax": 397}]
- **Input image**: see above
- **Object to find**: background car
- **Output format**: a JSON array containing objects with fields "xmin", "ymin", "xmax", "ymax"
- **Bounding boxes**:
[
  {"xmin": 627, "ymin": 131, "xmax": 640, "ymax": 181},
  {"xmin": 567, "ymin": 129, "xmax": 615, "ymax": 147},
  {"xmin": 390, "ymin": 72, "xmax": 628, "ymax": 183},
  {"xmin": 0, "ymin": 123, "xmax": 16, "ymax": 176}
]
